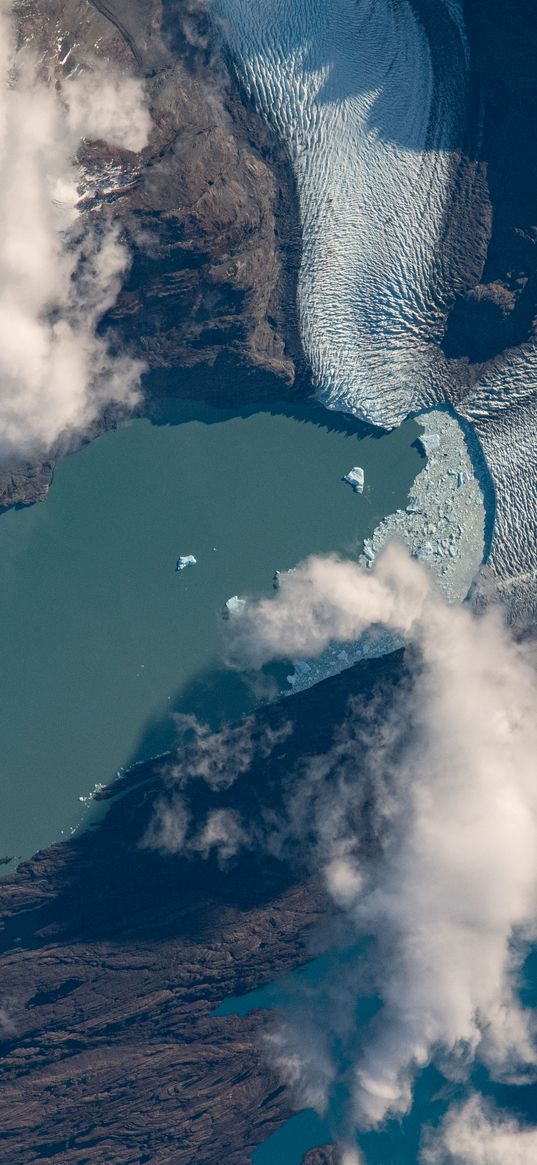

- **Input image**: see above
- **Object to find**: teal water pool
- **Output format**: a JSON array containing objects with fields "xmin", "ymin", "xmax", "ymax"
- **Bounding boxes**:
[{"xmin": 0, "ymin": 399, "xmax": 421, "ymax": 865}]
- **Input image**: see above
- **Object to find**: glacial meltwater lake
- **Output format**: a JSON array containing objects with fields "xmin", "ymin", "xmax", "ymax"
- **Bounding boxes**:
[{"xmin": 0, "ymin": 398, "xmax": 421, "ymax": 866}]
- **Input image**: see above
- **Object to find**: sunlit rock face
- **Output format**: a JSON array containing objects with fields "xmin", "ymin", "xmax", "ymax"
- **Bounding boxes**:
[{"xmin": 213, "ymin": 0, "xmax": 470, "ymax": 425}]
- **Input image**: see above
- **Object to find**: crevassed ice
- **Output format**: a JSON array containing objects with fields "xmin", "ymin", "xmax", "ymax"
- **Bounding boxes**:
[
  {"xmin": 461, "ymin": 345, "xmax": 537, "ymax": 616},
  {"xmin": 213, "ymin": 0, "xmax": 537, "ymax": 611},
  {"xmin": 212, "ymin": 0, "xmax": 468, "ymax": 425}
]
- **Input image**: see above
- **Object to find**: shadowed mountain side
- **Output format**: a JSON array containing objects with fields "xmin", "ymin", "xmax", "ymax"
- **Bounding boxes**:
[
  {"xmin": 0, "ymin": 651, "xmax": 407, "ymax": 1165},
  {"xmin": 443, "ymin": 0, "xmax": 537, "ymax": 365}
]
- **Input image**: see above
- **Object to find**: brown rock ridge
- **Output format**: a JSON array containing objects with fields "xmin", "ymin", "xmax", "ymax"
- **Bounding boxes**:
[
  {"xmin": 1, "ymin": 0, "xmax": 304, "ymax": 511},
  {"xmin": 0, "ymin": 651, "xmax": 406, "ymax": 1164},
  {"xmin": 302, "ymin": 1148, "xmax": 341, "ymax": 1165},
  {"xmin": 0, "ymin": 779, "xmax": 321, "ymax": 1163}
]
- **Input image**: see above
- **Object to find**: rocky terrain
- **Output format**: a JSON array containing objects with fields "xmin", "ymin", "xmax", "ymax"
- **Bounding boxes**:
[
  {"xmin": 2, "ymin": 0, "xmax": 536, "ymax": 513},
  {"xmin": 0, "ymin": 652, "xmax": 405, "ymax": 1164},
  {"xmin": 3, "ymin": 0, "xmax": 536, "ymax": 513},
  {"xmin": 1, "ymin": 0, "xmax": 304, "ymax": 510},
  {"xmin": 2, "ymin": 1, "xmax": 537, "ymax": 1160}
]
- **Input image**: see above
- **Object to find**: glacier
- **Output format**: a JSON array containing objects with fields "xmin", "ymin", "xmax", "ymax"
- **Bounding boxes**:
[
  {"xmin": 212, "ymin": 0, "xmax": 470, "ymax": 425},
  {"xmin": 213, "ymin": 0, "xmax": 537, "ymax": 622}
]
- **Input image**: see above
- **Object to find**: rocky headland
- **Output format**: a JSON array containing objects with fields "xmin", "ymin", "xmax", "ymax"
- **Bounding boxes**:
[{"xmin": 0, "ymin": 652, "xmax": 405, "ymax": 1164}]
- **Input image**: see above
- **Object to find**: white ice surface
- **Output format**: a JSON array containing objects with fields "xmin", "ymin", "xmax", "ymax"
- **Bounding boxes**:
[
  {"xmin": 213, "ymin": 0, "xmax": 468, "ymax": 425},
  {"xmin": 214, "ymin": 0, "xmax": 537, "ymax": 623}
]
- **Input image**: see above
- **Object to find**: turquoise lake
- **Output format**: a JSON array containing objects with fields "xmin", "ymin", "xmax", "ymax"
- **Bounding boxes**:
[{"xmin": 0, "ymin": 399, "xmax": 421, "ymax": 866}]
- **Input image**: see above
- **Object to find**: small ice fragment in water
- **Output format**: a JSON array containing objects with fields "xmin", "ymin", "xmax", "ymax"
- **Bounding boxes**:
[
  {"xmin": 176, "ymin": 555, "xmax": 197, "ymax": 571},
  {"xmin": 343, "ymin": 466, "xmax": 365, "ymax": 493},
  {"xmin": 223, "ymin": 595, "xmax": 247, "ymax": 618},
  {"xmin": 273, "ymin": 570, "xmax": 281, "ymax": 590}
]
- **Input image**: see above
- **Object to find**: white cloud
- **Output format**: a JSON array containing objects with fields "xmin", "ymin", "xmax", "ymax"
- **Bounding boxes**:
[
  {"xmin": 142, "ymin": 713, "xmax": 292, "ymax": 858},
  {"xmin": 192, "ymin": 808, "xmax": 251, "ymax": 862},
  {"xmin": 421, "ymin": 1095, "xmax": 537, "ymax": 1164},
  {"xmin": 341, "ymin": 1151, "xmax": 364, "ymax": 1165},
  {"xmin": 166, "ymin": 712, "xmax": 292, "ymax": 791},
  {"xmin": 0, "ymin": 2, "xmax": 151, "ymax": 457},
  {"xmin": 142, "ymin": 795, "xmax": 251, "ymax": 867},
  {"xmin": 325, "ymin": 857, "xmax": 363, "ymax": 910},
  {"xmin": 227, "ymin": 545, "xmax": 430, "ymax": 669},
  {"xmin": 142, "ymin": 792, "xmax": 190, "ymax": 855},
  {"xmin": 63, "ymin": 64, "xmax": 152, "ymax": 153},
  {"xmin": 233, "ymin": 543, "xmax": 537, "ymax": 1132}
]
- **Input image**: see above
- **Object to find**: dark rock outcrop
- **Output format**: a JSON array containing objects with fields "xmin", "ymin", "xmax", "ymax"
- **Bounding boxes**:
[
  {"xmin": 0, "ymin": 459, "xmax": 54, "ymax": 515},
  {"xmin": 302, "ymin": 1148, "xmax": 340, "ymax": 1165}
]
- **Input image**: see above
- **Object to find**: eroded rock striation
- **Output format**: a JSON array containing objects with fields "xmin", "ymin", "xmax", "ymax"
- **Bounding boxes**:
[{"xmin": 0, "ymin": 653, "xmax": 404, "ymax": 1164}]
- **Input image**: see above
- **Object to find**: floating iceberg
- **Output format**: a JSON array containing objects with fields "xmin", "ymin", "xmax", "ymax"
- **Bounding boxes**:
[
  {"xmin": 343, "ymin": 466, "xmax": 365, "ymax": 494},
  {"xmin": 176, "ymin": 555, "xmax": 197, "ymax": 571},
  {"xmin": 363, "ymin": 541, "xmax": 376, "ymax": 563},
  {"xmin": 223, "ymin": 594, "xmax": 247, "ymax": 618}
]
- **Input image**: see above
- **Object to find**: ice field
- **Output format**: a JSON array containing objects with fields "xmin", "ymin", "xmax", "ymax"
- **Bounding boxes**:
[{"xmin": 213, "ymin": 0, "xmax": 537, "ymax": 614}]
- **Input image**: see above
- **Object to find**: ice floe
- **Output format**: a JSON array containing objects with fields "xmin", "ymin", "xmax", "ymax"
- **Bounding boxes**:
[
  {"xmin": 284, "ymin": 409, "xmax": 487, "ymax": 694},
  {"xmin": 224, "ymin": 595, "xmax": 247, "ymax": 618},
  {"xmin": 342, "ymin": 466, "xmax": 364, "ymax": 493},
  {"xmin": 176, "ymin": 555, "xmax": 197, "ymax": 571},
  {"xmin": 360, "ymin": 410, "xmax": 485, "ymax": 603}
]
